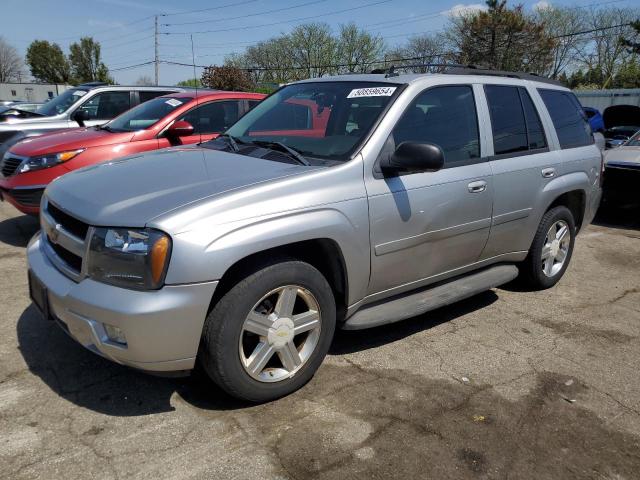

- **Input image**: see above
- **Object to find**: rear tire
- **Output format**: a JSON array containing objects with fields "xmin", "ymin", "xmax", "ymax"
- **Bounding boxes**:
[
  {"xmin": 520, "ymin": 206, "xmax": 576, "ymax": 290},
  {"xmin": 199, "ymin": 259, "xmax": 336, "ymax": 403}
]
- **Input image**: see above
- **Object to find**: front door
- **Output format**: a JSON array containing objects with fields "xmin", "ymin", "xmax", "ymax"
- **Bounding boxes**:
[{"xmin": 366, "ymin": 84, "xmax": 493, "ymax": 296}]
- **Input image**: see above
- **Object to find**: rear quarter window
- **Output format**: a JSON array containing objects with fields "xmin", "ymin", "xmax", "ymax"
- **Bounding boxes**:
[{"xmin": 538, "ymin": 89, "xmax": 592, "ymax": 149}]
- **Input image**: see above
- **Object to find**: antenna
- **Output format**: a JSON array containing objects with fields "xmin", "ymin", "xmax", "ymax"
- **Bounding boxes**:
[{"xmin": 190, "ymin": 34, "xmax": 199, "ymax": 107}]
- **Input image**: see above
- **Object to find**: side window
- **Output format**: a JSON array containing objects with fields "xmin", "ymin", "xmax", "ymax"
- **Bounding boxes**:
[
  {"xmin": 485, "ymin": 85, "xmax": 528, "ymax": 155},
  {"xmin": 139, "ymin": 91, "xmax": 173, "ymax": 103},
  {"xmin": 538, "ymin": 89, "xmax": 593, "ymax": 149},
  {"xmin": 519, "ymin": 87, "xmax": 547, "ymax": 150},
  {"xmin": 392, "ymin": 85, "xmax": 480, "ymax": 167},
  {"xmin": 179, "ymin": 100, "xmax": 240, "ymax": 134},
  {"xmin": 78, "ymin": 91, "xmax": 131, "ymax": 120}
]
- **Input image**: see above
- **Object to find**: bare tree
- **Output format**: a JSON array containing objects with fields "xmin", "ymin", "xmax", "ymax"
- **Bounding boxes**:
[
  {"xmin": 0, "ymin": 37, "xmax": 24, "ymax": 82},
  {"xmin": 336, "ymin": 23, "xmax": 385, "ymax": 73},
  {"xmin": 575, "ymin": 7, "xmax": 638, "ymax": 88},
  {"xmin": 135, "ymin": 75, "xmax": 153, "ymax": 86},
  {"xmin": 534, "ymin": 6, "xmax": 588, "ymax": 79},
  {"xmin": 386, "ymin": 34, "xmax": 449, "ymax": 73}
]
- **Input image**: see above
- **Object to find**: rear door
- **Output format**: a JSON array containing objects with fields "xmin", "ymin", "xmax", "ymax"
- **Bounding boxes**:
[
  {"xmin": 480, "ymin": 84, "xmax": 555, "ymax": 259},
  {"xmin": 366, "ymin": 84, "xmax": 494, "ymax": 295}
]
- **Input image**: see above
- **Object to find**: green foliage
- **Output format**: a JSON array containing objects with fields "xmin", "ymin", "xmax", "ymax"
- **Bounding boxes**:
[
  {"xmin": 26, "ymin": 40, "xmax": 72, "ymax": 83},
  {"xmin": 176, "ymin": 78, "xmax": 202, "ymax": 87},
  {"xmin": 201, "ymin": 65, "xmax": 255, "ymax": 91},
  {"xmin": 69, "ymin": 37, "xmax": 112, "ymax": 84}
]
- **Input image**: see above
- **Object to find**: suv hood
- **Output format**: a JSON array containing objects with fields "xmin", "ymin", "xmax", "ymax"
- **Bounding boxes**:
[
  {"xmin": 11, "ymin": 127, "xmax": 133, "ymax": 156},
  {"xmin": 45, "ymin": 147, "xmax": 314, "ymax": 227}
]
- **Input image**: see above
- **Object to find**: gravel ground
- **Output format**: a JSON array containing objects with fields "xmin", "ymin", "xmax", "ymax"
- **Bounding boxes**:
[{"xmin": 1, "ymin": 200, "xmax": 639, "ymax": 480}]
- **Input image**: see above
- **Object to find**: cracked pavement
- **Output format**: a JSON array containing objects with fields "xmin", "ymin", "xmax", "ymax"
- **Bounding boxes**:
[{"xmin": 0, "ymin": 200, "xmax": 639, "ymax": 479}]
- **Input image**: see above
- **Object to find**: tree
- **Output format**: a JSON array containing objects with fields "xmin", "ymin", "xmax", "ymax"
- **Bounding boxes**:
[
  {"xmin": 69, "ymin": 37, "xmax": 112, "ymax": 84},
  {"xmin": 0, "ymin": 37, "xmax": 23, "ymax": 82},
  {"xmin": 620, "ymin": 20, "xmax": 640, "ymax": 54},
  {"xmin": 385, "ymin": 34, "xmax": 448, "ymax": 73},
  {"xmin": 575, "ymin": 8, "xmax": 638, "ymax": 88},
  {"xmin": 447, "ymin": 0, "xmax": 555, "ymax": 73},
  {"xmin": 26, "ymin": 40, "xmax": 72, "ymax": 84},
  {"xmin": 336, "ymin": 23, "xmax": 384, "ymax": 73},
  {"xmin": 135, "ymin": 75, "xmax": 153, "ymax": 86},
  {"xmin": 534, "ymin": 6, "xmax": 588, "ymax": 79},
  {"xmin": 289, "ymin": 23, "xmax": 337, "ymax": 79},
  {"xmin": 201, "ymin": 65, "xmax": 254, "ymax": 91},
  {"xmin": 176, "ymin": 78, "xmax": 202, "ymax": 87}
]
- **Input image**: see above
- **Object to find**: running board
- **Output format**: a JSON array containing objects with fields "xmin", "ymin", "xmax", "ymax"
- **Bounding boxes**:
[{"xmin": 342, "ymin": 264, "xmax": 519, "ymax": 330}]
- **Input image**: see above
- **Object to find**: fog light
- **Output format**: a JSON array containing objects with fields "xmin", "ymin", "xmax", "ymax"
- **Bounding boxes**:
[{"xmin": 104, "ymin": 324, "xmax": 127, "ymax": 345}]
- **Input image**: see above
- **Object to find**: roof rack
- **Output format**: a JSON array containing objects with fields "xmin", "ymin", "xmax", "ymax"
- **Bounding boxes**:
[{"xmin": 370, "ymin": 64, "xmax": 563, "ymax": 86}]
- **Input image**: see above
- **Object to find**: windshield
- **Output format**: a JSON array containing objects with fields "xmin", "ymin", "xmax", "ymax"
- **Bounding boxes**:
[
  {"xmin": 36, "ymin": 88, "xmax": 89, "ymax": 116},
  {"xmin": 106, "ymin": 96, "xmax": 189, "ymax": 132},
  {"xmin": 223, "ymin": 81, "xmax": 400, "ymax": 161},
  {"xmin": 626, "ymin": 131, "xmax": 640, "ymax": 147}
]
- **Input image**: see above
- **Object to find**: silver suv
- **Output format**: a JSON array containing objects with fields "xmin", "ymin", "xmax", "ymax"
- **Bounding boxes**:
[
  {"xmin": 27, "ymin": 70, "xmax": 602, "ymax": 402},
  {"xmin": 0, "ymin": 83, "xmax": 183, "ymax": 157}
]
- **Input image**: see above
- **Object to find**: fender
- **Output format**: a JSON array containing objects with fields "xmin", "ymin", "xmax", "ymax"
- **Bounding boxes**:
[{"xmin": 164, "ymin": 201, "xmax": 371, "ymax": 306}]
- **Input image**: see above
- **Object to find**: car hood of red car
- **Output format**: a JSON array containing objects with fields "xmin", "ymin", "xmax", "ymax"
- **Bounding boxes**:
[{"xmin": 10, "ymin": 127, "xmax": 135, "ymax": 157}]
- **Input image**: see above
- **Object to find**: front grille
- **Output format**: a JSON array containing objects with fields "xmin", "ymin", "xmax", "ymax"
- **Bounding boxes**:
[
  {"xmin": 47, "ymin": 202, "xmax": 89, "ymax": 238},
  {"xmin": 7, "ymin": 188, "xmax": 43, "ymax": 207},
  {"xmin": 42, "ymin": 199, "xmax": 90, "ymax": 280},
  {"xmin": 50, "ymin": 241, "xmax": 83, "ymax": 272},
  {"xmin": 0, "ymin": 155, "xmax": 23, "ymax": 177}
]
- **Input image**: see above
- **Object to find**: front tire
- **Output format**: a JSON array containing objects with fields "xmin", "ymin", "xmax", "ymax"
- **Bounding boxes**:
[
  {"xmin": 199, "ymin": 259, "xmax": 336, "ymax": 403},
  {"xmin": 520, "ymin": 206, "xmax": 576, "ymax": 290}
]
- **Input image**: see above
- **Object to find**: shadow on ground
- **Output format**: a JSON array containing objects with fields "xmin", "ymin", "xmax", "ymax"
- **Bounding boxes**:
[
  {"xmin": 17, "ymin": 291, "xmax": 498, "ymax": 417},
  {"xmin": 594, "ymin": 201, "xmax": 640, "ymax": 231},
  {"xmin": 0, "ymin": 213, "xmax": 39, "ymax": 248}
]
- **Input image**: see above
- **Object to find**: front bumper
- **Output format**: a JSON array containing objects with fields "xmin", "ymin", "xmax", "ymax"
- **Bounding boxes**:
[
  {"xmin": 27, "ymin": 233, "xmax": 218, "ymax": 372},
  {"xmin": 0, "ymin": 186, "xmax": 44, "ymax": 214}
]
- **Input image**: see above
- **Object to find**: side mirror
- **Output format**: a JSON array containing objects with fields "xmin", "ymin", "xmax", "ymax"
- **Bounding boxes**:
[
  {"xmin": 166, "ymin": 120, "xmax": 194, "ymax": 138},
  {"xmin": 71, "ymin": 109, "xmax": 89, "ymax": 127},
  {"xmin": 381, "ymin": 141, "xmax": 444, "ymax": 175}
]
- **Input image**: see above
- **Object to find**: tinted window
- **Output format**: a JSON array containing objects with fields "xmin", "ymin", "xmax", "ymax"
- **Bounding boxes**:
[
  {"xmin": 539, "ymin": 89, "xmax": 592, "ymax": 149},
  {"xmin": 519, "ymin": 87, "xmax": 547, "ymax": 150},
  {"xmin": 250, "ymin": 102, "xmax": 313, "ymax": 131},
  {"xmin": 392, "ymin": 85, "xmax": 480, "ymax": 167},
  {"xmin": 139, "ymin": 90, "xmax": 173, "ymax": 103},
  {"xmin": 106, "ymin": 96, "xmax": 188, "ymax": 132},
  {"xmin": 180, "ymin": 100, "xmax": 240, "ymax": 134},
  {"xmin": 78, "ymin": 91, "xmax": 131, "ymax": 120},
  {"xmin": 485, "ymin": 85, "xmax": 528, "ymax": 155}
]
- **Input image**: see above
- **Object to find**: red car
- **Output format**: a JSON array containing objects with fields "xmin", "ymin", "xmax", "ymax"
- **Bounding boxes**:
[{"xmin": 0, "ymin": 91, "xmax": 265, "ymax": 215}]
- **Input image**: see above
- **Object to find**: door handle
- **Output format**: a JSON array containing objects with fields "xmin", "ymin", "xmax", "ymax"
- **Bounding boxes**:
[
  {"xmin": 541, "ymin": 167, "xmax": 556, "ymax": 178},
  {"xmin": 467, "ymin": 180, "xmax": 487, "ymax": 193}
]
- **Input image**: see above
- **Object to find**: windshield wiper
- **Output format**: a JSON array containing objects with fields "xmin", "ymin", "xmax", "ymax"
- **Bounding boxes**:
[
  {"xmin": 97, "ymin": 124, "xmax": 114, "ymax": 132},
  {"xmin": 217, "ymin": 133, "xmax": 241, "ymax": 152},
  {"xmin": 250, "ymin": 140, "xmax": 311, "ymax": 166}
]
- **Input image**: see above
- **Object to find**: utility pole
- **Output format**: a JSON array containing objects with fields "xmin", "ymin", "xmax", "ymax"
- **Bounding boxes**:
[{"xmin": 154, "ymin": 15, "xmax": 159, "ymax": 85}]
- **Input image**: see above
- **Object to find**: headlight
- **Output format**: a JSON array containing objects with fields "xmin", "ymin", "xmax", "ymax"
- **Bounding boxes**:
[
  {"xmin": 18, "ymin": 149, "xmax": 84, "ymax": 174},
  {"xmin": 87, "ymin": 228, "xmax": 171, "ymax": 290}
]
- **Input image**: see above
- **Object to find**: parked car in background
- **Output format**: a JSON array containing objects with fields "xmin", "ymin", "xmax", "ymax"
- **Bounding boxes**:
[
  {"xmin": 0, "ymin": 91, "xmax": 265, "ymax": 214},
  {"xmin": 603, "ymin": 130, "xmax": 640, "ymax": 205},
  {"xmin": 0, "ymin": 83, "xmax": 185, "ymax": 158},
  {"xmin": 27, "ymin": 69, "xmax": 602, "ymax": 402},
  {"xmin": 583, "ymin": 107, "xmax": 604, "ymax": 133},
  {"xmin": 604, "ymin": 126, "xmax": 639, "ymax": 148}
]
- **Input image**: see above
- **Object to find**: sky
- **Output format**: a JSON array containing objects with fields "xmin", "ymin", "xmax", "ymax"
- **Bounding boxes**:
[{"xmin": 2, "ymin": 0, "xmax": 638, "ymax": 86}]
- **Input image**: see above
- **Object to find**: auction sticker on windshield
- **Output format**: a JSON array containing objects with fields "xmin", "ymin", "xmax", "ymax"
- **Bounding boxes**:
[
  {"xmin": 347, "ymin": 87, "xmax": 396, "ymax": 98},
  {"xmin": 165, "ymin": 99, "xmax": 183, "ymax": 107}
]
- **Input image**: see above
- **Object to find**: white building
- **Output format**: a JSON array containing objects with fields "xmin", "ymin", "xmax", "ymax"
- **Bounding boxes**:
[
  {"xmin": 0, "ymin": 82, "xmax": 72, "ymax": 103},
  {"xmin": 575, "ymin": 89, "xmax": 640, "ymax": 111}
]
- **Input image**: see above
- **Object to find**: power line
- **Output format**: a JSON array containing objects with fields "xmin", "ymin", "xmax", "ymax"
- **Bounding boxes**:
[
  {"xmin": 110, "ymin": 61, "xmax": 155, "ymax": 72},
  {"xmin": 160, "ymin": 0, "xmax": 260, "ymax": 17},
  {"xmin": 162, "ymin": 0, "xmax": 392, "ymax": 35},
  {"xmin": 163, "ymin": 0, "xmax": 330, "ymax": 27}
]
